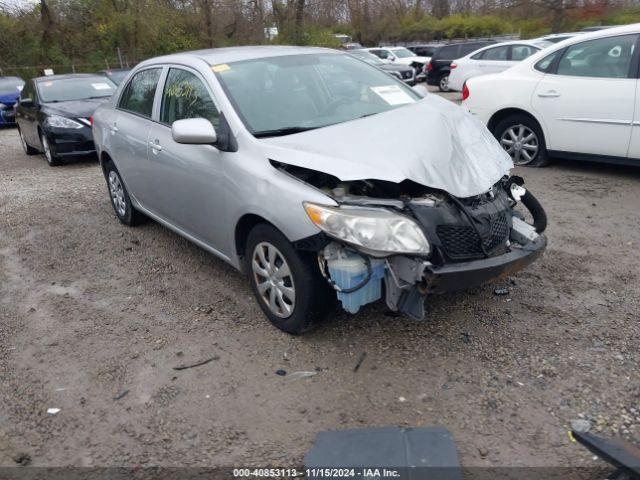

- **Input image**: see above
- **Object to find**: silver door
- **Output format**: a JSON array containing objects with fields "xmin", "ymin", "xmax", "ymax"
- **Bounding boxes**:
[
  {"xmin": 146, "ymin": 67, "xmax": 229, "ymax": 253},
  {"xmin": 110, "ymin": 67, "xmax": 164, "ymax": 208}
]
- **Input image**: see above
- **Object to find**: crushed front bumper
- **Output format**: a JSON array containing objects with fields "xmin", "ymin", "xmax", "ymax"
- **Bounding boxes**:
[{"xmin": 422, "ymin": 234, "xmax": 547, "ymax": 294}]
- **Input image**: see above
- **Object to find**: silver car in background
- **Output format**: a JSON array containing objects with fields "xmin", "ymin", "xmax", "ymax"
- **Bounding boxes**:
[{"xmin": 92, "ymin": 46, "xmax": 548, "ymax": 334}]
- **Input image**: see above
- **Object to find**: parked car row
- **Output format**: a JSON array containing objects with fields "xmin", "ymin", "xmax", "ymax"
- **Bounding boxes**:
[{"xmin": 464, "ymin": 23, "xmax": 640, "ymax": 167}]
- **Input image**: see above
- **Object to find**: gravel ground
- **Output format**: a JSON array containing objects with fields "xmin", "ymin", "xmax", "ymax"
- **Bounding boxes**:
[{"xmin": 1, "ymin": 89, "xmax": 639, "ymax": 473}]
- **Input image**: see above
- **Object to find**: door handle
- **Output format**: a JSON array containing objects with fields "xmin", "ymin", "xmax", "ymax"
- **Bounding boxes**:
[
  {"xmin": 109, "ymin": 123, "xmax": 118, "ymax": 133},
  {"xmin": 538, "ymin": 91, "xmax": 561, "ymax": 98},
  {"xmin": 149, "ymin": 141, "xmax": 162, "ymax": 152}
]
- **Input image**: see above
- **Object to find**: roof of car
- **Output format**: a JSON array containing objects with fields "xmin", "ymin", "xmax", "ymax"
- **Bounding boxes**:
[
  {"xmin": 33, "ymin": 73, "xmax": 106, "ymax": 83},
  {"xmin": 140, "ymin": 45, "xmax": 338, "ymax": 67}
]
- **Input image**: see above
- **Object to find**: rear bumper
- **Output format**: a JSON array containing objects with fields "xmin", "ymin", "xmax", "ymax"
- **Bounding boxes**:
[{"xmin": 422, "ymin": 235, "xmax": 547, "ymax": 294}]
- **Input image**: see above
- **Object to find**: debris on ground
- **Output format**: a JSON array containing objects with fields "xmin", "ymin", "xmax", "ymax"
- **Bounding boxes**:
[
  {"xmin": 353, "ymin": 352, "xmax": 367, "ymax": 372},
  {"xmin": 46, "ymin": 408, "xmax": 60, "ymax": 416},
  {"xmin": 493, "ymin": 286, "xmax": 509, "ymax": 296},
  {"xmin": 571, "ymin": 419, "xmax": 591, "ymax": 433},
  {"xmin": 275, "ymin": 369, "xmax": 287, "ymax": 376},
  {"xmin": 113, "ymin": 389, "xmax": 129, "ymax": 401},
  {"xmin": 288, "ymin": 371, "xmax": 317, "ymax": 380},
  {"xmin": 13, "ymin": 452, "xmax": 31, "ymax": 466},
  {"xmin": 173, "ymin": 355, "xmax": 220, "ymax": 371},
  {"xmin": 461, "ymin": 332, "xmax": 471, "ymax": 344}
]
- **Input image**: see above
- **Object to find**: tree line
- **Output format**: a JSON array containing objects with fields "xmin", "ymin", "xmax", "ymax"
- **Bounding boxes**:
[{"xmin": 1, "ymin": 0, "xmax": 639, "ymax": 78}]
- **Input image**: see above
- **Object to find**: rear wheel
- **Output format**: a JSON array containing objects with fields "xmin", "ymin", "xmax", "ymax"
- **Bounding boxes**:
[
  {"xmin": 18, "ymin": 127, "xmax": 38, "ymax": 155},
  {"xmin": 104, "ymin": 160, "xmax": 146, "ymax": 226},
  {"xmin": 245, "ymin": 224, "xmax": 333, "ymax": 334},
  {"xmin": 438, "ymin": 73, "xmax": 450, "ymax": 92},
  {"xmin": 40, "ymin": 131, "xmax": 61, "ymax": 166},
  {"xmin": 493, "ymin": 114, "xmax": 549, "ymax": 167}
]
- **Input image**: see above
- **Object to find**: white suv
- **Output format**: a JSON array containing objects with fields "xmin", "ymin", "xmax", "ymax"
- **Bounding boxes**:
[{"xmin": 463, "ymin": 24, "xmax": 640, "ymax": 167}]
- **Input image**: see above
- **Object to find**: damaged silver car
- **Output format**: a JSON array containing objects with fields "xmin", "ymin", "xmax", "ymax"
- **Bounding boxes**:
[{"xmin": 92, "ymin": 46, "xmax": 548, "ymax": 334}]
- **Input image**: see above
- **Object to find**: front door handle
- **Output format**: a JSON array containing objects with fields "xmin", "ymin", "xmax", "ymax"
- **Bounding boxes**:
[
  {"xmin": 538, "ymin": 90, "xmax": 561, "ymax": 98},
  {"xmin": 109, "ymin": 123, "xmax": 118, "ymax": 134},
  {"xmin": 149, "ymin": 141, "xmax": 162, "ymax": 153}
]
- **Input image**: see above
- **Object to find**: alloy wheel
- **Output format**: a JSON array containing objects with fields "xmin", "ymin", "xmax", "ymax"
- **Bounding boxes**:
[
  {"xmin": 500, "ymin": 124, "xmax": 539, "ymax": 166},
  {"xmin": 251, "ymin": 242, "xmax": 296, "ymax": 318},
  {"xmin": 108, "ymin": 170, "xmax": 127, "ymax": 217},
  {"xmin": 439, "ymin": 75, "xmax": 450, "ymax": 91}
]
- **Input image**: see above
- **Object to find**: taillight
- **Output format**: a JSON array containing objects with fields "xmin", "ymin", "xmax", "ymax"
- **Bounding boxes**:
[
  {"xmin": 89, "ymin": 116, "xmax": 94, "ymax": 126},
  {"xmin": 426, "ymin": 63, "xmax": 433, "ymax": 72},
  {"xmin": 462, "ymin": 83, "xmax": 470, "ymax": 101},
  {"xmin": 450, "ymin": 62, "xmax": 457, "ymax": 69}
]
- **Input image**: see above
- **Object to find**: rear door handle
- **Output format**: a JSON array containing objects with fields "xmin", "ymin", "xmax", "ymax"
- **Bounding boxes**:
[
  {"xmin": 149, "ymin": 141, "xmax": 162, "ymax": 152},
  {"xmin": 538, "ymin": 91, "xmax": 561, "ymax": 98},
  {"xmin": 109, "ymin": 123, "xmax": 118, "ymax": 133}
]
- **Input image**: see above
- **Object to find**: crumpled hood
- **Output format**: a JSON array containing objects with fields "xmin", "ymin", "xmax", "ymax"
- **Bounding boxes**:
[
  {"xmin": 44, "ymin": 98, "xmax": 108, "ymax": 119},
  {"xmin": 261, "ymin": 94, "xmax": 513, "ymax": 198}
]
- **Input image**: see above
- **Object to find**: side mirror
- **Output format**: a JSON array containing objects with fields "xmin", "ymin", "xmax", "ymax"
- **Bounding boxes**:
[{"xmin": 172, "ymin": 118, "xmax": 217, "ymax": 145}]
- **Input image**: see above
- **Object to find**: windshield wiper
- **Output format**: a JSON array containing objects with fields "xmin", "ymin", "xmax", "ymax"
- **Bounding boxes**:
[{"xmin": 253, "ymin": 126, "xmax": 319, "ymax": 138}]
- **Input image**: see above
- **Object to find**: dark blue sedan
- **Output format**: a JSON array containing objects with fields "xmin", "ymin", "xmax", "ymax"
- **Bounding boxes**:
[{"xmin": 0, "ymin": 76, "xmax": 25, "ymax": 125}]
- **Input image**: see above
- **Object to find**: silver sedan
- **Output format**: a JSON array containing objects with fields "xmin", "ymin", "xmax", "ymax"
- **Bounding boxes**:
[{"xmin": 93, "ymin": 46, "xmax": 547, "ymax": 333}]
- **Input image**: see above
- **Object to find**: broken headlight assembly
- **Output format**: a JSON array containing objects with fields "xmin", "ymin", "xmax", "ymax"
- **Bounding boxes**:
[{"xmin": 303, "ymin": 202, "xmax": 430, "ymax": 256}]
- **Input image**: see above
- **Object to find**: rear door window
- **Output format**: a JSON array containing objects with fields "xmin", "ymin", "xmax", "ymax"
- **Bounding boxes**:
[
  {"xmin": 436, "ymin": 45, "xmax": 460, "ymax": 60},
  {"xmin": 480, "ymin": 45, "xmax": 510, "ymax": 61},
  {"xmin": 118, "ymin": 68, "xmax": 162, "ymax": 118},
  {"xmin": 511, "ymin": 45, "xmax": 538, "ymax": 61}
]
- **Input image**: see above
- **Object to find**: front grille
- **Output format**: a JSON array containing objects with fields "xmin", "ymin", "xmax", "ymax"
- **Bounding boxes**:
[{"xmin": 437, "ymin": 213, "xmax": 509, "ymax": 259}]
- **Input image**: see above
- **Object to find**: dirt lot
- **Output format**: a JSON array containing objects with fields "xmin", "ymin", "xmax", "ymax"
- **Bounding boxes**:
[{"xmin": 1, "ymin": 89, "xmax": 639, "ymax": 473}]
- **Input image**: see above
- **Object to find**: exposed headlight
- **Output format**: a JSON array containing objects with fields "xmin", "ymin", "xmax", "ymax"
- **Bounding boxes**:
[
  {"xmin": 46, "ymin": 115, "xmax": 83, "ymax": 129},
  {"xmin": 304, "ymin": 202, "xmax": 430, "ymax": 256}
]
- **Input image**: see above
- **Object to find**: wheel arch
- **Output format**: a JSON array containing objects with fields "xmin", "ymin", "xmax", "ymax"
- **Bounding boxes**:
[
  {"xmin": 487, "ymin": 108, "xmax": 547, "ymax": 141},
  {"xmin": 234, "ymin": 213, "xmax": 279, "ymax": 267}
]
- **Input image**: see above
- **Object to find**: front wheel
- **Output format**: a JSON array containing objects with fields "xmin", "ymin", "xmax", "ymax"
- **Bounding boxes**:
[
  {"xmin": 245, "ymin": 224, "xmax": 333, "ymax": 334},
  {"xmin": 493, "ymin": 114, "xmax": 549, "ymax": 167},
  {"xmin": 40, "ymin": 131, "xmax": 61, "ymax": 166}
]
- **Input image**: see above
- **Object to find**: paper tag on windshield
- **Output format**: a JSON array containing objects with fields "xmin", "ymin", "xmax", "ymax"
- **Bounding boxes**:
[
  {"xmin": 92, "ymin": 83, "xmax": 112, "ymax": 90},
  {"xmin": 371, "ymin": 85, "xmax": 414, "ymax": 105}
]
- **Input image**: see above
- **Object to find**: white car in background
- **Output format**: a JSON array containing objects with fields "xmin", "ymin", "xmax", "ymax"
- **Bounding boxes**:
[
  {"xmin": 448, "ymin": 40, "xmax": 549, "ymax": 92},
  {"xmin": 365, "ymin": 46, "xmax": 430, "ymax": 76},
  {"xmin": 463, "ymin": 24, "xmax": 640, "ymax": 167}
]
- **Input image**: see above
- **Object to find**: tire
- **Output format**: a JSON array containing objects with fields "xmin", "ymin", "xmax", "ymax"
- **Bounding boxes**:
[
  {"xmin": 245, "ymin": 224, "xmax": 333, "ymax": 334},
  {"xmin": 18, "ymin": 127, "xmax": 38, "ymax": 155},
  {"xmin": 438, "ymin": 73, "xmax": 450, "ymax": 92},
  {"xmin": 493, "ymin": 113, "xmax": 549, "ymax": 167},
  {"xmin": 103, "ymin": 160, "xmax": 146, "ymax": 226},
  {"xmin": 40, "ymin": 130, "xmax": 61, "ymax": 166}
]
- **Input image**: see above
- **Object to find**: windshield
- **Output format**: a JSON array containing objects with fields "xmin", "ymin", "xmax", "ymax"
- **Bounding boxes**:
[
  {"xmin": 349, "ymin": 50, "xmax": 384, "ymax": 66},
  {"xmin": 37, "ymin": 76, "xmax": 117, "ymax": 103},
  {"xmin": 0, "ymin": 77, "xmax": 24, "ymax": 96},
  {"xmin": 215, "ymin": 53, "xmax": 420, "ymax": 137},
  {"xmin": 391, "ymin": 48, "xmax": 415, "ymax": 58}
]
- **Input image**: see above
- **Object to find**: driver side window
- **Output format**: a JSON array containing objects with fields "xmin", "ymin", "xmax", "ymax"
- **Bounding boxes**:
[{"xmin": 160, "ymin": 68, "xmax": 220, "ymax": 126}]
